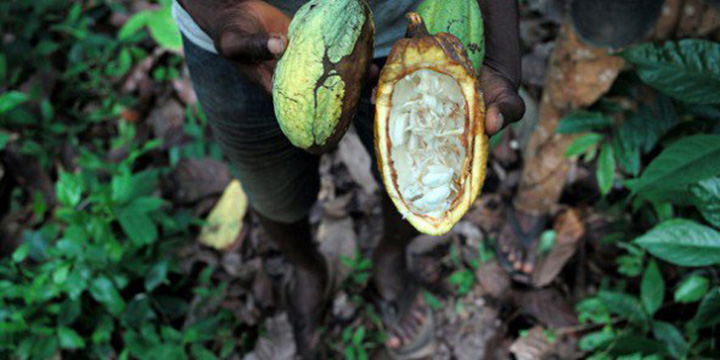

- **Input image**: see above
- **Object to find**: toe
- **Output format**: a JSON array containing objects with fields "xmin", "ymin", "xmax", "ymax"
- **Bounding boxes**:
[{"xmin": 386, "ymin": 335, "xmax": 402, "ymax": 349}]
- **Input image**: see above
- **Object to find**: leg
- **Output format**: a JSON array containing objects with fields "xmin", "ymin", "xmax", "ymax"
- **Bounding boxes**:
[
  {"xmin": 353, "ymin": 75, "xmax": 434, "ymax": 353},
  {"xmin": 183, "ymin": 37, "xmax": 327, "ymax": 359},
  {"xmin": 256, "ymin": 214, "xmax": 328, "ymax": 359}
]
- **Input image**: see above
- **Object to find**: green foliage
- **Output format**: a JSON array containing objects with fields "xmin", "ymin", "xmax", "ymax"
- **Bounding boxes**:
[
  {"xmin": 557, "ymin": 111, "xmax": 613, "ymax": 134},
  {"xmin": 571, "ymin": 39, "xmax": 720, "ymax": 359},
  {"xmin": 634, "ymin": 219, "xmax": 720, "ymax": 267},
  {"xmin": 619, "ymin": 39, "xmax": 720, "ymax": 104},
  {"xmin": 0, "ymin": 126, "xmax": 238, "ymax": 358},
  {"xmin": 119, "ymin": 1, "xmax": 183, "ymax": 52},
  {"xmin": 674, "ymin": 274, "xmax": 709, "ymax": 303},
  {"xmin": 689, "ymin": 177, "xmax": 720, "ymax": 228},
  {"xmin": 628, "ymin": 135, "xmax": 720, "ymax": 203},
  {"xmin": 0, "ymin": 1, "xmax": 244, "ymax": 358}
]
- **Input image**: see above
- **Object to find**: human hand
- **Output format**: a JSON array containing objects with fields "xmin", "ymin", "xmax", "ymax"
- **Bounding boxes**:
[
  {"xmin": 478, "ymin": 0, "xmax": 525, "ymax": 135},
  {"xmin": 179, "ymin": 0, "xmax": 291, "ymax": 94}
]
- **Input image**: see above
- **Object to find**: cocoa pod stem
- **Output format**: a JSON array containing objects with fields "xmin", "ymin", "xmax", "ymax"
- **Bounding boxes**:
[{"xmin": 406, "ymin": 12, "xmax": 430, "ymax": 38}]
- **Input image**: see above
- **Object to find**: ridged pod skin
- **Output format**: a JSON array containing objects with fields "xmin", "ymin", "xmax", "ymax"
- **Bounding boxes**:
[
  {"xmin": 417, "ymin": 0, "xmax": 485, "ymax": 72},
  {"xmin": 273, "ymin": 0, "xmax": 374, "ymax": 154},
  {"xmin": 375, "ymin": 13, "xmax": 488, "ymax": 236}
]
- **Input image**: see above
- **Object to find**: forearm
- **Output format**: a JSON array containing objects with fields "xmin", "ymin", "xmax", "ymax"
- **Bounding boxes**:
[{"xmin": 478, "ymin": 0, "xmax": 521, "ymax": 88}]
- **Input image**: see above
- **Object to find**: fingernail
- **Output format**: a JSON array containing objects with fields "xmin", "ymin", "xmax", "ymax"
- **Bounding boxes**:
[
  {"xmin": 268, "ymin": 36, "xmax": 284, "ymax": 55},
  {"xmin": 496, "ymin": 111, "xmax": 505, "ymax": 130}
]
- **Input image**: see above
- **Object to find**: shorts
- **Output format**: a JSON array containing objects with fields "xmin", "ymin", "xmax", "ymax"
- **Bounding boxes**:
[{"xmin": 183, "ymin": 36, "xmax": 380, "ymax": 223}]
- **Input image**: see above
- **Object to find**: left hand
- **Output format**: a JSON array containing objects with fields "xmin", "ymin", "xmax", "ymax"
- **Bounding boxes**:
[{"xmin": 370, "ymin": 0, "xmax": 525, "ymax": 136}]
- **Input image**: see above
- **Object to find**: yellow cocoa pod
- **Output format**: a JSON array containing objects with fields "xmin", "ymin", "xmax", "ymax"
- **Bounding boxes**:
[
  {"xmin": 273, "ymin": 0, "xmax": 374, "ymax": 153},
  {"xmin": 375, "ymin": 13, "xmax": 488, "ymax": 236}
]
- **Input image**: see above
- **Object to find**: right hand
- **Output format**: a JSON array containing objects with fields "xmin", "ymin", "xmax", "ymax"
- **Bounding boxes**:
[{"xmin": 179, "ymin": 0, "xmax": 291, "ymax": 94}]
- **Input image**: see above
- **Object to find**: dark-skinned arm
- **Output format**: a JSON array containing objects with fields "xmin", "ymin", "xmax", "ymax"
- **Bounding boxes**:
[{"xmin": 478, "ymin": 0, "xmax": 525, "ymax": 135}]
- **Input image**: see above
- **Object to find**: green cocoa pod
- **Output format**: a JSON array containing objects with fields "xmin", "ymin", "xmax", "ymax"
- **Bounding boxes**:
[
  {"xmin": 273, "ymin": 0, "xmax": 374, "ymax": 153},
  {"xmin": 417, "ymin": 0, "xmax": 484, "ymax": 72}
]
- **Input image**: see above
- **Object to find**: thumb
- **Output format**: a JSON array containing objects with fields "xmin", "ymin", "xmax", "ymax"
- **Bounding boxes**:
[{"xmin": 215, "ymin": 28, "xmax": 287, "ymax": 63}]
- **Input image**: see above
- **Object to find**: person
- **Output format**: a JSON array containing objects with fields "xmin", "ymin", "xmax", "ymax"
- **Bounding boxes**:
[{"xmin": 172, "ymin": 0, "xmax": 524, "ymax": 358}]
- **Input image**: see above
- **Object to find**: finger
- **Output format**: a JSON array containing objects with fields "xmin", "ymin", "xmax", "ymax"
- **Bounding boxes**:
[
  {"xmin": 217, "ymin": 29, "xmax": 287, "ymax": 63},
  {"xmin": 481, "ymin": 67, "xmax": 525, "ymax": 135}
]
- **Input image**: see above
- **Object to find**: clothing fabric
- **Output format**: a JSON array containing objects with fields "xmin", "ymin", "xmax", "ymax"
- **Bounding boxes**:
[
  {"xmin": 171, "ymin": 0, "xmax": 417, "ymax": 58},
  {"xmin": 183, "ymin": 37, "xmax": 380, "ymax": 223}
]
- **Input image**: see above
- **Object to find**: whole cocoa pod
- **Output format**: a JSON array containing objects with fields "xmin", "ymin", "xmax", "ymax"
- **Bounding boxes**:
[
  {"xmin": 273, "ymin": 0, "xmax": 374, "ymax": 154},
  {"xmin": 417, "ymin": 0, "xmax": 485, "ymax": 72}
]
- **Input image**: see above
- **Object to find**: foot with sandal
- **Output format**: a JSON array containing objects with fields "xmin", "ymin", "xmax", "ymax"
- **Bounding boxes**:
[{"xmin": 172, "ymin": 0, "xmax": 524, "ymax": 358}]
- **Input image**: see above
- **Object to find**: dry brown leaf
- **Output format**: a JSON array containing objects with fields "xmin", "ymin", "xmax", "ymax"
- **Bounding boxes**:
[
  {"xmin": 509, "ymin": 326, "xmax": 555, "ymax": 360},
  {"xmin": 337, "ymin": 128, "xmax": 377, "ymax": 194},
  {"xmin": 198, "ymin": 180, "xmax": 248, "ymax": 250},
  {"xmin": 243, "ymin": 313, "xmax": 296, "ymax": 360},
  {"xmin": 515, "ymin": 22, "xmax": 624, "ymax": 215},
  {"xmin": 476, "ymin": 260, "xmax": 511, "ymax": 300},
  {"xmin": 168, "ymin": 157, "xmax": 232, "ymax": 204},
  {"xmin": 532, "ymin": 209, "xmax": 585, "ymax": 287},
  {"xmin": 317, "ymin": 217, "xmax": 358, "ymax": 285},
  {"xmin": 514, "ymin": 289, "xmax": 578, "ymax": 328},
  {"xmin": 148, "ymin": 97, "xmax": 185, "ymax": 147}
]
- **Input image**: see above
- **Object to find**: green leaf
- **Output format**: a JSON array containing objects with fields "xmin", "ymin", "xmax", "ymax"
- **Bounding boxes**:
[
  {"xmin": 690, "ymin": 177, "xmax": 720, "ymax": 228},
  {"xmin": 613, "ymin": 129, "xmax": 641, "ymax": 176},
  {"xmin": 652, "ymin": 321, "xmax": 687, "ymax": 358},
  {"xmin": 538, "ymin": 230, "xmax": 557, "ymax": 254},
  {"xmin": 58, "ymin": 298, "xmax": 81, "ymax": 326},
  {"xmin": 619, "ymin": 39, "xmax": 720, "ymax": 104},
  {"xmin": 610, "ymin": 334, "xmax": 669, "ymax": 356},
  {"xmin": 630, "ymin": 135, "xmax": 720, "ymax": 202},
  {"xmin": 92, "ymin": 316, "xmax": 114, "ymax": 344},
  {"xmin": 117, "ymin": 206, "xmax": 158, "ymax": 245},
  {"xmin": 0, "ymin": 91, "xmax": 30, "ymax": 114},
  {"xmin": 557, "ymin": 111, "xmax": 613, "ymax": 134},
  {"xmin": 579, "ymin": 329, "xmax": 616, "ymax": 351},
  {"xmin": 118, "ymin": 11, "xmax": 151, "ymax": 40},
  {"xmin": 597, "ymin": 143, "xmax": 616, "ymax": 196},
  {"xmin": 690, "ymin": 287, "xmax": 720, "ymax": 329},
  {"xmin": 576, "ymin": 297, "xmax": 612, "ymax": 324},
  {"xmin": 0, "ymin": 131, "xmax": 12, "ymax": 150},
  {"xmin": 191, "ymin": 344, "xmax": 219, "ymax": 360},
  {"xmin": 89, "ymin": 276, "xmax": 126, "ymax": 316},
  {"xmin": 132, "ymin": 197, "xmax": 165, "ymax": 214},
  {"xmin": 422, "ymin": 291, "xmax": 442, "ymax": 310},
  {"xmin": 634, "ymin": 219, "xmax": 720, "ymax": 266},
  {"xmin": 111, "ymin": 172, "xmax": 134, "ymax": 204},
  {"xmin": 145, "ymin": 260, "xmax": 168, "ymax": 291},
  {"xmin": 0, "ymin": 54, "xmax": 6, "ymax": 80},
  {"xmin": 597, "ymin": 291, "xmax": 649, "ymax": 326},
  {"xmin": 12, "ymin": 243, "xmax": 30, "ymax": 263},
  {"xmin": 566, "ymin": 133, "xmax": 604, "ymax": 158},
  {"xmin": 53, "ymin": 264, "xmax": 71, "ymax": 285},
  {"xmin": 641, "ymin": 260, "xmax": 664, "ymax": 316},
  {"xmin": 58, "ymin": 326, "xmax": 86, "ymax": 350},
  {"xmin": 352, "ymin": 326, "xmax": 366, "ymax": 345},
  {"xmin": 123, "ymin": 294, "xmax": 155, "ymax": 328},
  {"xmin": 674, "ymin": 274, "xmax": 709, "ymax": 303},
  {"xmin": 56, "ymin": 172, "xmax": 83, "ymax": 207},
  {"xmin": 147, "ymin": 8, "xmax": 182, "ymax": 51},
  {"xmin": 345, "ymin": 346, "xmax": 356, "ymax": 360}
]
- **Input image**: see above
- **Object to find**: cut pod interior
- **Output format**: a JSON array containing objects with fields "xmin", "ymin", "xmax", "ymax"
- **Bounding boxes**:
[{"xmin": 389, "ymin": 69, "xmax": 467, "ymax": 218}]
